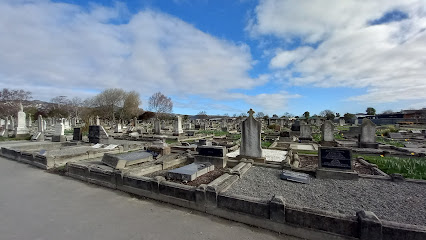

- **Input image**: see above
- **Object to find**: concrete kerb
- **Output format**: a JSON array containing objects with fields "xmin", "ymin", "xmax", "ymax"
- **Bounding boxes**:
[
  {"xmin": 61, "ymin": 161, "xmax": 426, "ymax": 240},
  {"xmin": 4, "ymin": 144, "xmax": 426, "ymax": 240}
]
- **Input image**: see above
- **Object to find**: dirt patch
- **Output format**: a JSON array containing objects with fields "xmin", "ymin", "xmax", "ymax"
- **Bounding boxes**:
[
  {"xmin": 185, "ymin": 168, "xmax": 227, "ymax": 186},
  {"xmin": 299, "ymin": 155, "xmax": 318, "ymax": 168},
  {"xmin": 354, "ymin": 160, "xmax": 378, "ymax": 175}
]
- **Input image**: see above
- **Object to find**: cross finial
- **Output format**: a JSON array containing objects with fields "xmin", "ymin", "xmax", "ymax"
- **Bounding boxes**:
[{"xmin": 247, "ymin": 108, "xmax": 255, "ymax": 117}]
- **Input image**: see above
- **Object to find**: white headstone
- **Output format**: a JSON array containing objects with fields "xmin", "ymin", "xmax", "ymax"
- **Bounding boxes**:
[
  {"xmin": 174, "ymin": 115, "xmax": 183, "ymax": 134},
  {"xmin": 54, "ymin": 122, "xmax": 65, "ymax": 136},
  {"xmin": 360, "ymin": 119, "xmax": 375, "ymax": 142},
  {"xmin": 321, "ymin": 120, "xmax": 334, "ymax": 142},
  {"xmin": 15, "ymin": 103, "xmax": 29, "ymax": 135}
]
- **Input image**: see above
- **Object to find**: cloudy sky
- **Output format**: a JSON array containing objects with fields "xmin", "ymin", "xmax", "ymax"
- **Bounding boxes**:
[{"xmin": 1, "ymin": 0, "xmax": 425, "ymax": 116}]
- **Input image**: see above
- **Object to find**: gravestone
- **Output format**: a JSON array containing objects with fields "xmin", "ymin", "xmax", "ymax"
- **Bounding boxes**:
[
  {"xmin": 15, "ymin": 103, "xmax": 29, "ymax": 137},
  {"xmin": 319, "ymin": 147, "xmax": 352, "ymax": 170},
  {"xmin": 321, "ymin": 120, "xmax": 335, "ymax": 142},
  {"xmin": 115, "ymin": 123, "xmax": 122, "ymax": 133},
  {"xmin": 359, "ymin": 119, "xmax": 378, "ymax": 148},
  {"xmin": 239, "ymin": 109, "xmax": 264, "ymax": 162},
  {"xmin": 88, "ymin": 125, "xmax": 109, "ymax": 144},
  {"xmin": 317, "ymin": 147, "xmax": 358, "ymax": 180},
  {"xmin": 73, "ymin": 127, "xmax": 82, "ymax": 141},
  {"xmin": 9, "ymin": 116, "xmax": 15, "ymax": 130},
  {"xmin": 27, "ymin": 114, "xmax": 32, "ymax": 127},
  {"xmin": 96, "ymin": 116, "xmax": 100, "ymax": 125},
  {"xmin": 154, "ymin": 120, "xmax": 161, "ymax": 134},
  {"xmin": 52, "ymin": 121, "xmax": 66, "ymax": 142},
  {"xmin": 195, "ymin": 145, "xmax": 227, "ymax": 168},
  {"xmin": 299, "ymin": 124, "xmax": 312, "ymax": 141},
  {"xmin": 339, "ymin": 118, "xmax": 345, "ymax": 126},
  {"xmin": 291, "ymin": 120, "xmax": 300, "ymax": 131},
  {"xmin": 167, "ymin": 162, "xmax": 214, "ymax": 182},
  {"xmin": 134, "ymin": 117, "xmax": 138, "ymax": 127},
  {"xmin": 174, "ymin": 115, "xmax": 183, "ymax": 135}
]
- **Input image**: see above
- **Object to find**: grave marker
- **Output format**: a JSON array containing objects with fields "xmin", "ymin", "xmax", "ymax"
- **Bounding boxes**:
[{"xmin": 318, "ymin": 147, "xmax": 352, "ymax": 170}]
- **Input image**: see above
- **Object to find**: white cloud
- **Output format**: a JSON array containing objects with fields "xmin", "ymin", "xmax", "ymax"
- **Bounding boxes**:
[
  {"xmin": 0, "ymin": 0, "xmax": 283, "ymax": 113},
  {"xmin": 244, "ymin": 91, "xmax": 301, "ymax": 115},
  {"xmin": 250, "ymin": 0, "xmax": 426, "ymax": 104},
  {"xmin": 270, "ymin": 47, "xmax": 313, "ymax": 68}
]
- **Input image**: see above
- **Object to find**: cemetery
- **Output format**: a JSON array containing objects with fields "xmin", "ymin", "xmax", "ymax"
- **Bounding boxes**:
[{"xmin": 1, "ymin": 102, "xmax": 426, "ymax": 240}]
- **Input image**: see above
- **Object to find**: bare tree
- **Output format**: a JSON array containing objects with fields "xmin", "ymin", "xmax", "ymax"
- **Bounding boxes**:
[
  {"xmin": 148, "ymin": 92, "xmax": 173, "ymax": 118},
  {"xmin": 256, "ymin": 112, "xmax": 265, "ymax": 119},
  {"xmin": 0, "ymin": 88, "xmax": 32, "ymax": 117},
  {"xmin": 70, "ymin": 97, "xmax": 83, "ymax": 118}
]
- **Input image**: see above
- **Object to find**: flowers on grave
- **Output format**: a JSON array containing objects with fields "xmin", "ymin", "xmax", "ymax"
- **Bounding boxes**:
[
  {"xmin": 405, "ymin": 139, "xmax": 408, "ymax": 141},
  {"xmin": 411, "ymin": 153, "xmax": 415, "ymax": 155},
  {"xmin": 380, "ymin": 154, "xmax": 384, "ymax": 157}
]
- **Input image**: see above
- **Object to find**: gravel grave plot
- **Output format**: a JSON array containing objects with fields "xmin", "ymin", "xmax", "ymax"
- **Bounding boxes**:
[{"xmin": 226, "ymin": 166, "xmax": 426, "ymax": 226}]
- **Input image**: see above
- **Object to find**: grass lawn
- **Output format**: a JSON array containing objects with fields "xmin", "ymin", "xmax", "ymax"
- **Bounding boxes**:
[
  {"xmin": 261, "ymin": 140, "xmax": 273, "ymax": 149},
  {"xmin": 296, "ymin": 149, "xmax": 318, "ymax": 155},
  {"xmin": 376, "ymin": 136, "xmax": 405, "ymax": 148},
  {"xmin": 357, "ymin": 155, "xmax": 426, "ymax": 180}
]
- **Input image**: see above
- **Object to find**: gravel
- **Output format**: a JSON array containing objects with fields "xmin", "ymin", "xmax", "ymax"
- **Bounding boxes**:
[{"xmin": 226, "ymin": 166, "xmax": 426, "ymax": 226}]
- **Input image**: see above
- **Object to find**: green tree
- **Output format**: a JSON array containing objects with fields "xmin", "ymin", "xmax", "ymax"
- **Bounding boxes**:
[
  {"xmin": 366, "ymin": 107, "xmax": 376, "ymax": 115},
  {"xmin": 344, "ymin": 113, "xmax": 355, "ymax": 121},
  {"xmin": 303, "ymin": 111, "xmax": 310, "ymax": 119}
]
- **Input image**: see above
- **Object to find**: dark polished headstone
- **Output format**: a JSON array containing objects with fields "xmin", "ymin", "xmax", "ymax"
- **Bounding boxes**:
[
  {"xmin": 73, "ymin": 128, "xmax": 82, "ymax": 141},
  {"xmin": 319, "ymin": 147, "xmax": 352, "ymax": 170},
  {"xmin": 88, "ymin": 125, "xmax": 109, "ymax": 144},
  {"xmin": 197, "ymin": 146, "xmax": 226, "ymax": 157}
]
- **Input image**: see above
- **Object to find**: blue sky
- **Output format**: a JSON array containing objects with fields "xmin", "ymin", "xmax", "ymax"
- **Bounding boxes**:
[{"xmin": 1, "ymin": 0, "xmax": 425, "ymax": 116}]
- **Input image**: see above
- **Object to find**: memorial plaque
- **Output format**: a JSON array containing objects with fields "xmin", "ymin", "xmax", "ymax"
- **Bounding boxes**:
[
  {"xmin": 280, "ymin": 170, "xmax": 310, "ymax": 184},
  {"xmin": 319, "ymin": 147, "xmax": 352, "ymax": 170},
  {"xmin": 73, "ymin": 127, "xmax": 82, "ymax": 141}
]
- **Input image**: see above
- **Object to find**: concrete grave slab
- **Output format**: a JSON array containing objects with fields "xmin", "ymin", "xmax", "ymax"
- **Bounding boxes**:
[
  {"xmin": 101, "ymin": 151, "xmax": 153, "ymax": 169},
  {"xmin": 166, "ymin": 162, "xmax": 214, "ymax": 182}
]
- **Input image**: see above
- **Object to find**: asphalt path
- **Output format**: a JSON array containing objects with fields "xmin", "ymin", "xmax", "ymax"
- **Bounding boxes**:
[{"xmin": 0, "ymin": 157, "xmax": 301, "ymax": 240}]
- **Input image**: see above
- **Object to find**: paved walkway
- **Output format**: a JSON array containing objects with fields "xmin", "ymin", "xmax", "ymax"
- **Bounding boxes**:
[{"xmin": 0, "ymin": 157, "xmax": 301, "ymax": 240}]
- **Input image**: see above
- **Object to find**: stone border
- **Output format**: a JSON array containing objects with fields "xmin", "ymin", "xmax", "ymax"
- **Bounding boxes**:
[
  {"xmin": 0, "ymin": 145, "xmax": 125, "ymax": 170},
  {"xmin": 63, "ymin": 159, "xmax": 426, "ymax": 240},
  {"xmin": 3, "ymin": 147, "xmax": 425, "ymax": 240}
]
